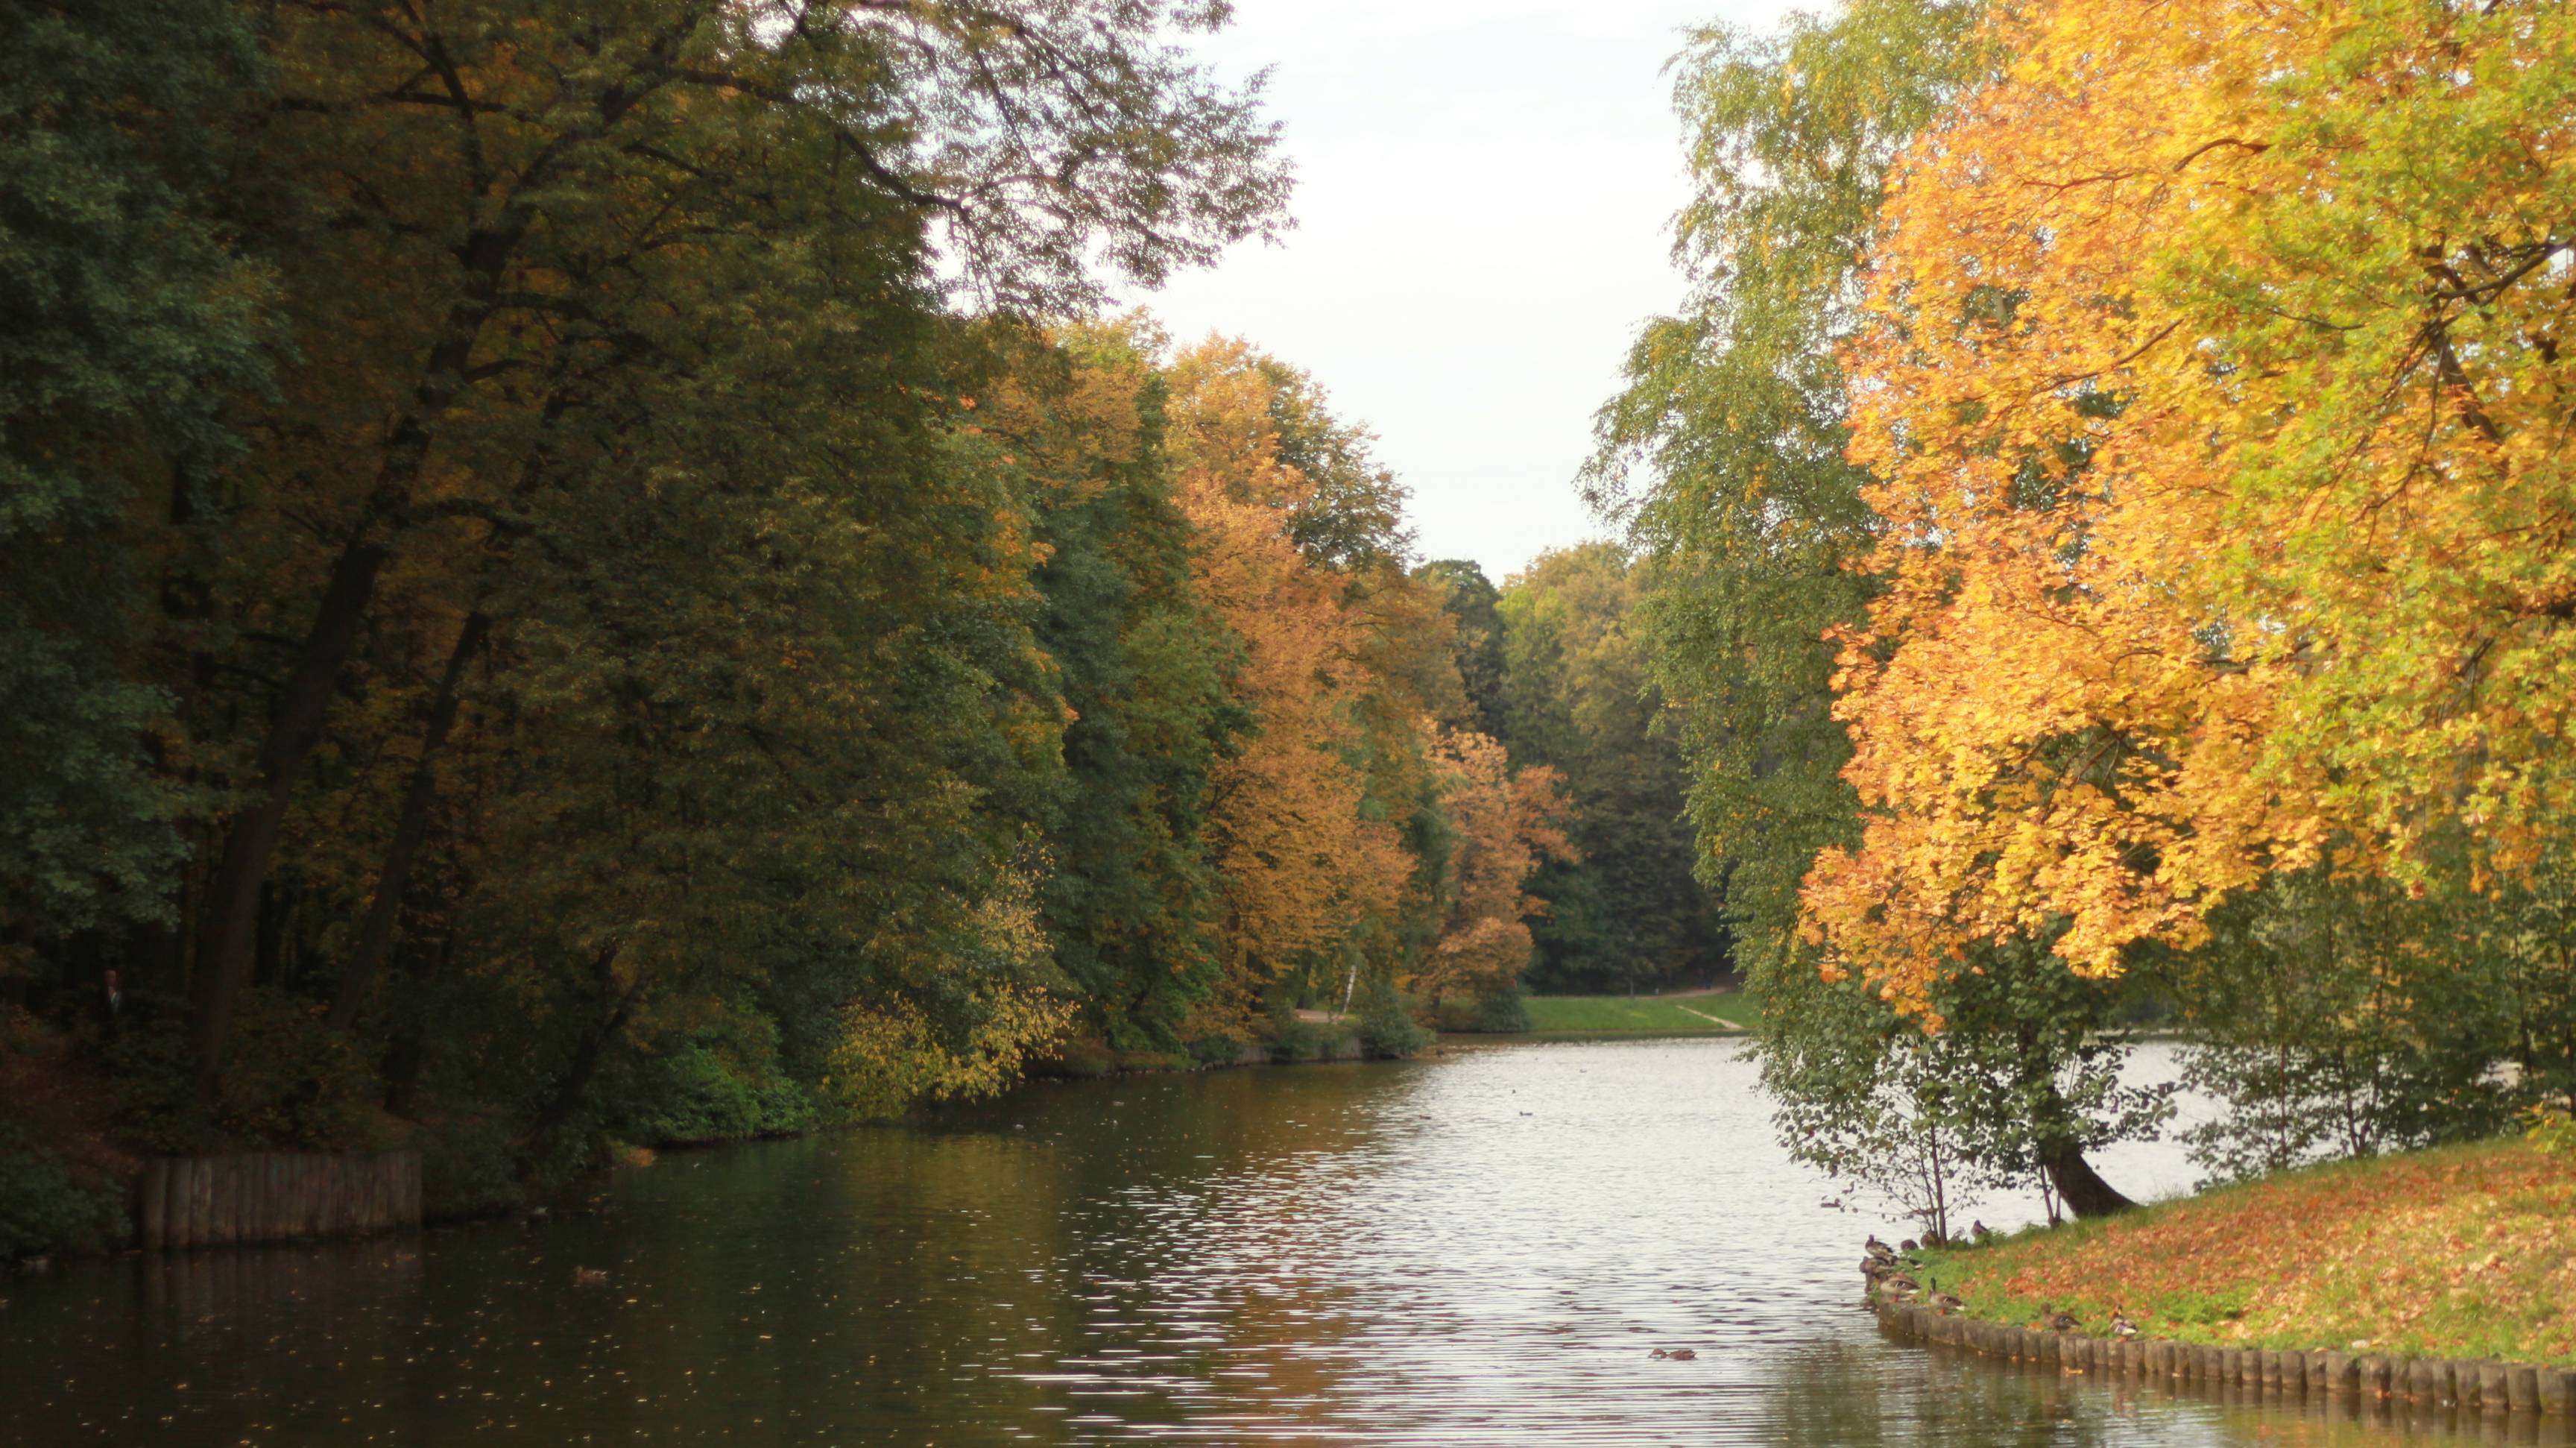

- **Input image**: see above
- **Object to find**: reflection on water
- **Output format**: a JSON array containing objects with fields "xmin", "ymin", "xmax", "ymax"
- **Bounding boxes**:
[{"xmin": 2, "ymin": 1039, "xmax": 2562, "ymax": 1445}]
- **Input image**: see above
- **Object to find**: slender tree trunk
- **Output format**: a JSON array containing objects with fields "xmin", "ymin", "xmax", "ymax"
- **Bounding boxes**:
[
  {"xmin": 190, "ymin": 536, "xmax": 390, "ymax": 1098},
  {"xmin": 331, "ymin": 611, "xmax": 490, "ymax": 1027},
  {"xmin": 380, "ymin": 930, "xmax": 451, "ymax": 1118},
  {"xmin": 186, "ymin": 200, "xmax": 532, "ymax": 1098},
  {"xmin": 2041, "ymin": 1143, "xmax": 2137, "ymax": 1218},
  {"xmin": 525, "ymin": 949, "xmax": 632, "ymax": 1167}
]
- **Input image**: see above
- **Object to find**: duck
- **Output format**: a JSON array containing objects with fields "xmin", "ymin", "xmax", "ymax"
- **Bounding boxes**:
[
  {"xmin": 1864, "ymin": 1234, "xmax": 1893, "ymax": 1256},
  {"xmin": 1819, "ymin": 1197, "xmax": 1843, "ymax": 1210},
  {"xmin": 572, "ymin": 1265, "xmax": 610, "ymax": 1288},
  {"xmin": 1860, "ymin": 1256, "xmax": 1887, "ymax": 1279},
  {"xmin": 2109, "ymin": 1307, "xmax": 2140, "ymax": 1340},
  {"xmin": 1930, "ymin": 1283, "xmax": 1966, "ymax": 1315},
  {"xmin": 1898, "ymin": 1238, "xmax": 1921, "ymax": 1254},
  {"xmin": 2042, "ymin": 1306, "xmax": 2080, "ymax": 1334},
  {"xmin": 1970, "ymin": 1220, "xmax": 1995, "ymax": 1244},
  {"xmin": 1647, "ymin": 1347, "xmax": 1698, "ymax": 1361}
]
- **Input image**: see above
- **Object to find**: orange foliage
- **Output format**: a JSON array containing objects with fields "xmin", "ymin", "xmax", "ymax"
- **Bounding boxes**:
[
  {"xmin": 1806, "ymin": 0, "xmax": 2576, "ymax": 1016},
  {"xmin": 1925, "ymin": 1140, "xmax": 2576, "ymax": 1365},
  {"xmin": 1415, "ymin": 728, "xmax": 1575, "ymax": 1008},
  {"xmin": 1164, "ymin": 339, "xmax": 1412, "ymax": 1004}
]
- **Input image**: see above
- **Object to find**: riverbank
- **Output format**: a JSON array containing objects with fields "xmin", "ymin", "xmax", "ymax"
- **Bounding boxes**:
[{"xmin": 1904, "ymin": 1137, "xmax": 2576, "ymax": 1367}]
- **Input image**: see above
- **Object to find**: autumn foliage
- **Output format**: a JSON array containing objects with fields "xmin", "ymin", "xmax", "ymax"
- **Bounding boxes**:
[
  {"xmin": 1165, "ymin": 341, "xmax": 1412, "ymax": 1003},
  {"xmin": 1805, "ymin": 0, "xmax": 2576, "ymax": 1017},
  {"xmin": 1920, "ymin": 1139, "xmax": 2576, "ymax": 1366},
  {"xmin": 1416, "ymin": 728, "xmax": 1576, "ymax": 1010}
]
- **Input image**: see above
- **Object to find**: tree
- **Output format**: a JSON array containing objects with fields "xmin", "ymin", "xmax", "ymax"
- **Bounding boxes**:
[
  {"xmin": 991, "ymin": 321, "xmax": 1243, "ymax": 1049},
  {"xmin": 1415, "ymin": 559, "xmax": 1507, "ymax": 739},
  {"xmin": 154, "ymin": 0, "xmax": 1291, "ymax": 1100},
  {"xmin": 1163, "ymin": 338, "xmax": 1414, "ymax": 1032},
  {"xmin": 0, "ymin": 0, "xmax": 268, "ymax": 963},
  {"xmin": 1594, "ymin": 1, "xmax": 2167, "ymax": 1213},
  {"xmin": 1583, "ymin": 0, "xmax": 1995, "ymax": 996},
  {"xmin": 1414, "ymin": 727, "xmax": 1574, "ymax": 1019},
  {"xmin": 1494, "ymin": 544, "xmax": 1726, "ymax": 993},
  {"xmin": 1812, "ymin": 0, "xmax": 2576, "ymax": 1010}
]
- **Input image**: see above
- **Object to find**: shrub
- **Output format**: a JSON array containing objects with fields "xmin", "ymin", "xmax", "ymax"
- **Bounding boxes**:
[
  {"xmin": 623, "ymin": 1041, "xmax": 815, "ymax": 1146},
  {"xmin": 107, "ymin": 989, "xmax": 382, "ymax": 1151},
  {"xmin": 0, "ymin": 1125, "xmax": 124, "ymax": 1260},
  {"xmin": 1354, "ymin": 981, "xmax": 1430, "ymax": 1058}
]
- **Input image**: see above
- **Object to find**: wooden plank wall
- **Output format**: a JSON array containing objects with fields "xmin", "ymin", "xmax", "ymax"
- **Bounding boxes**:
[{"xmin": 136, "ymin": 1150, "xmax": 422, "ymax": 1250}]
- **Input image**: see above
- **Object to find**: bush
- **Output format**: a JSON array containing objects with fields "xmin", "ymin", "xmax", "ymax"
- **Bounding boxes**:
[
  {"xmin": 623, "ymin": 1042, "xmax": 815, "ymax": 1145},
  {"xmin": 1035, "ymin": 1035, "xmax": 1118, "ymax": 1079},
  {"xmin": 414, "ymin": 1109, "xmax": 526, "ymax": 1221},
  {"xmin": 101, "ymin": 1013, "xmax": 218, "ymax": 1155},
  {"xmin": 0, "ymin": 1125, "xmax": 124, "ymax": 1260},
  {"xmin": 2531, "ymin": 1104, "xmax": 2576, "ymax": 1161},
  {"xmin": 1471, "ymin": 986, "xmax": 1531, "ymax": 1034},
  {"xmin": 106, "ymin": 989, "xmax": 382, "ymax": 1152},
  {"xmin": 1354, "ymin": 981, "xmax": 1430, "ymax": 1059}
]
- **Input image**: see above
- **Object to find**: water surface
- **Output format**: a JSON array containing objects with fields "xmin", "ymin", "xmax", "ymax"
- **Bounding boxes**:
[{"xmin": 5, "ymin": 1039, "xmax": 2561, "ymax": 1445}]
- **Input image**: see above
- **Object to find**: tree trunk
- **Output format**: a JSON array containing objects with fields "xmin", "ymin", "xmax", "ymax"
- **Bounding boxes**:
[
  {"xmin": 2042, "ymin": 1143, "xmax": 2138, "ymax": 1218},
  {"xmin": 190, "ymin": 536, "xmax": 390, "ymax": 1099},
  {"xmin": 523, "ymin": 946, "xmax": 631, "ymax": 1165},
  {"xmin": 331, "ymin": 611, "xmax": 489, "ymax": 1027},
  {"xmin": 381, "ymin": 931, "xmax": 454, "ymax": 1118}
]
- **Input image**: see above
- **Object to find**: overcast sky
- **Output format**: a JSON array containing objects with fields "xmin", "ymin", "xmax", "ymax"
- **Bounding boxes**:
[{"xmin": 1136, "ymin": 0, "xmax": 1797, "ymax": 582}]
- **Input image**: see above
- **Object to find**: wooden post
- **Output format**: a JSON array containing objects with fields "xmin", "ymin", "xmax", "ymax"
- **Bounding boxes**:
[
  {"xmin": 2507, "ymin": 1364, "xmax": 2540, "ymax": 1414},
  {"xmin": 139, "ymin": 1160, "xmax": 168, "ymax": 1249},
  {"xmin": 2538, "ymin": 1367, "xmax": 2575, "ymax": 1417},
  {"xmin": 217, "ymin": 1154, "xmax": 242, "ymax": 1247},
  {"xmin": 188, "ymin": 1156, "xmax": 213, "ymax": 1247}
]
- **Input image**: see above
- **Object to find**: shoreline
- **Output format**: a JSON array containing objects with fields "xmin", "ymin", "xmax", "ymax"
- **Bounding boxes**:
[{"xmin": 1870, "ymin": 1294, "xmax": 2576, "ymax": 1420}]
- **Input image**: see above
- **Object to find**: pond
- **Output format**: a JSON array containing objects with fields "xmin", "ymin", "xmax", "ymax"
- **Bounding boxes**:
[{"xmin": 4, "ymin": 1039, "xmax": 2563, "ymax": 1445}]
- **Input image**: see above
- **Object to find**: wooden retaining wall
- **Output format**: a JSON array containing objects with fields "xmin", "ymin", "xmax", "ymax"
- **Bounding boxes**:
[
  {"xmin": 1876, "ymin": 1299, "xmax": 2576, "ymax": 1421},
  {"xmin": 135, "ymin": 1150, "xmax": 422, "ymax": 1251}
]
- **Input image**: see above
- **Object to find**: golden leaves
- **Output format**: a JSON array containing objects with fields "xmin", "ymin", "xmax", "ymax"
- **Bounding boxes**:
[{"xmin": 1805, "ymin": 0, "xmax": 2576, "ymax": 1013}]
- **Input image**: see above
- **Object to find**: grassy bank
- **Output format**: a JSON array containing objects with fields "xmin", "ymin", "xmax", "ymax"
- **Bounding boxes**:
[
  {"xmin": 1510, "ymin": 990, "xmax": 1755, "ymax": 1038},
  {"xmin": 1913, "ymin": 1138, "xmax": 2576, "ymax": 1367}
]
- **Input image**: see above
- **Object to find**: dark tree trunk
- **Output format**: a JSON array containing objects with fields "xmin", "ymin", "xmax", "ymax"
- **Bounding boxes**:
[
  {"xmin": 190, "ymin": 536, "xmax": 390, "ymax": 1099},
  {"xmin": 2042, "ymin": 1144, "xmax": 2138, "ymax": 1218},
  {"xmin": 523, "ymin": 947, "xmax": 632, "ymax": 1165},
  {"xmin": 381, "ymin": 931, "xmax": 454, "ymax": 1118},
  {"xmin": 332, "ymin": 611, "xmax": 490, "ymax": 1027},
  {"xmin": 185, "ymin": 171, "xmax": 539, "ymax": 1100}
]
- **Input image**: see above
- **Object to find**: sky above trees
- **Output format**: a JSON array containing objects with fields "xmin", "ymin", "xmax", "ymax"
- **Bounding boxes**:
[{"xmin": 1145, "ymin": 0, "xmax": 1795, "ymax": 577}]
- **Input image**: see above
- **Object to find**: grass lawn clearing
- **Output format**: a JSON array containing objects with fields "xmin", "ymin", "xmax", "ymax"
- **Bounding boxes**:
[{"xmin": 1507, "ymin": 991, "xmax": 1755, "ymax": 1037}]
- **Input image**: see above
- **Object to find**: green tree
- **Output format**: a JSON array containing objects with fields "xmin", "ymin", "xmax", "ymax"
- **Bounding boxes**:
[
  {"xmin": 160, "ymin": 0, "xmax": 1291, "ymax": 1101},
  {"xmin": 1494, "ymin": 544, "xmax": 1725, "ymax": 994},
  {"xmin": 997, "ymin": 323, "xmax": 1243, "ymax": 1050},
  {"xmin": 1591, "ymin": 1, "xmax": 2162, "ymax": 1213},
  {"xmin": 1415, "ymin": 559, "xmax": 1507, "ymax": 740},
  {"xmin": 1583, "ymin": 0, "xmax": 1993, "ymax": 994},
  {"xmin": 0, "ymin": 0, "xmax": 268, "ymax": 962}
]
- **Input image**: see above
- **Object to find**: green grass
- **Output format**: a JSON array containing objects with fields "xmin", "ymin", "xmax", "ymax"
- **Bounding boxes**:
[
  {"xmin": 1907, "ymin": 1136, "xmax": 2576, "ymax": 1366},
  {"xmin": 1509, "ymin": 990, "xmax": 1755, "ymax": 1038}
]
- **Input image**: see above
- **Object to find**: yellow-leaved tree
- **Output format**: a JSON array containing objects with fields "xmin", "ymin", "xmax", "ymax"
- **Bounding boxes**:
[
  {"xmin": 1415, "ymin": 728, "xmax": 1576, "ymax": 1013},
  {"xmin": 1163, "ymin": 339, "xmax": 1415, "ymax": 1027},
  {"xmin": 1808, "ymin": 0, "xmax": 2576, "ymax": 1016}
]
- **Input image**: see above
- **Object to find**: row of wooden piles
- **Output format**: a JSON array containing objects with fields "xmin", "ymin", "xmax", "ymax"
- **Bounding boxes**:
[
  {"xmin": 1879, "ymin": 1300, "xmax": 2576, "ymax": 1421},
  {"xmin": 134, "ymin": 1150, "xmax": 423, "ymax": 1250}
]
